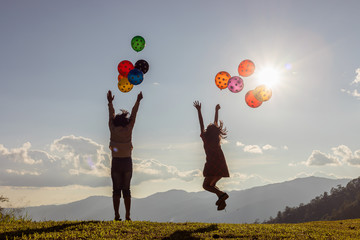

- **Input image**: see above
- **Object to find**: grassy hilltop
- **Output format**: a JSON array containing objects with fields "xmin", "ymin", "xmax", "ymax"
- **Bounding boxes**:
[{"xmin": 1, "ymin": 219, "xmax": 360, "ymax": 239}]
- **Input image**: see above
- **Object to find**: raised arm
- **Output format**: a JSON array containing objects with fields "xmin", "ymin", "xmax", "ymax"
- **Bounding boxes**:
[
  {"xmin": 193, "ymin": 101, "xmax": 205, "ymax": 133},
  {"xmin": 107, "ymin": 90, "xmax": 115, "ymax": 126},
  {"xmin": 130, "ymin": 91, "xmax": 143, "ymax": 123},
  {"xmin": 214, "ymin": 104, "xmax": 220, "ymax": 125}
]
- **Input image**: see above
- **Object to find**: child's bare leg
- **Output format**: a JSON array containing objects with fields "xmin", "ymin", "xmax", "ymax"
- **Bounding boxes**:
[
  {"xmin": 112, "ymin": 195, "xmax": 121, "ymax": 220},
  {"xmin": 122, "ymin": 172, "xmax": 132, "ymax": 221},
  {"xmin": 203, "ymin": 176, "xmax": 224, "ymax": 197},
  {"xmin": 124, "ymin": 197, "xmax": 131, "ymax": 220}
]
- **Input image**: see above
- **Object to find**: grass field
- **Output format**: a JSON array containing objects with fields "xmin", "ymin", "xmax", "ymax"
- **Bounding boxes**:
[{"xmin": 1, "ymin": 219, "xmax": 360, "ymax": 239}]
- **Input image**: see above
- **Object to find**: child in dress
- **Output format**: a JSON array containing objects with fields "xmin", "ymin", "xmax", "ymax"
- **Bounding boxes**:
[{"xmin": 193, "ymin": 101, "xmax": 229, "ymax": 210}]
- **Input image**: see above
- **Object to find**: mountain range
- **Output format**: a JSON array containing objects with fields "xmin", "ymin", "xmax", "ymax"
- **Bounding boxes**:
[{"xmin": 20, "ymin": 176, "xmax": 350, "ymax": 223}]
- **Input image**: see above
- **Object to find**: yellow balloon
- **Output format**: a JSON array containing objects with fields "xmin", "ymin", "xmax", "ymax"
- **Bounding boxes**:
[
  {"xmin": 118, "ymin": 76, "xmax": 134, "ymax": 93},
  {"xmin": 254, "ymin": 85, "xmax": 272, "ymax": 102}
]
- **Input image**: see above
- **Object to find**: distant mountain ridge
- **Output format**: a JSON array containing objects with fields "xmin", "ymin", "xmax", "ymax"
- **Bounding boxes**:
[{"xmin": 20, "ymin": 177, "xmax": 351, "ymax": 223}]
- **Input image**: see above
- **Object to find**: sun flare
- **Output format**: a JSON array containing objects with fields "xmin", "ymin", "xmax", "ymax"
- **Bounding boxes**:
[{"xmin": 256, "ymin": 67, "xmax": 282, "ymax": 88}]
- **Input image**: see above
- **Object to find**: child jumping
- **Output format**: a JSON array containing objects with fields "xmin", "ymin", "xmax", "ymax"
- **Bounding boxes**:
[
  {"xmin": 107, "ymin": 90, "xmax": 143, "ymax": 221},
  {"xmin": 193, "ymin": 101, "xmax": 229, "ymax": 210}
]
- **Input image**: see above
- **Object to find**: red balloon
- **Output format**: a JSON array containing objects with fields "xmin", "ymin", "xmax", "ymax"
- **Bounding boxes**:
[
  {"xmin": 238, "ymin": 59, "xmax": 255, "ymax": 77},
  {"xmin": 118, "ymin": 60, "xmax": 134, "ymax": 77},
  {"xmin": 245, "ymin": 90, "xmax": 262, "ymax": 108}
]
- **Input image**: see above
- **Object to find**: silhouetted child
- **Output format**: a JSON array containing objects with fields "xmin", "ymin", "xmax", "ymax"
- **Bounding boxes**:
[
  {"xmin": 193, "ymin": 101, "xmax": 229, "ymax": 210},
  {"xmin": 107, "ymin": 90, "xmax": 143, "ymax": 221}
]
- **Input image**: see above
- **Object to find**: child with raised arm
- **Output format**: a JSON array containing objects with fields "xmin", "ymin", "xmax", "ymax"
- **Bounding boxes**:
[
  {"xmin": 193, "ymin": 101, "xmax": 229, "ymax": 210},
  {"xmin": 107, "ymin": 90, "xmax": 143, "ymax": 221}
]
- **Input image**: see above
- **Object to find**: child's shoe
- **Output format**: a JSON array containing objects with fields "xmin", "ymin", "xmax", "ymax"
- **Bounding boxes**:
[
  {"xmin": 216, "ymin": 193, "xmax": 229, "ymax": 205},
  {"xmin": 217, "ymin": 201, "xmax": 227, "ymax": 211}
]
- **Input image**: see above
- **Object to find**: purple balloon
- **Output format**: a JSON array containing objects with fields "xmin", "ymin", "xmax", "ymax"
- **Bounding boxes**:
[{"xmin": 227, "ymin": 76, "xmax": 244, "ymax": 93}]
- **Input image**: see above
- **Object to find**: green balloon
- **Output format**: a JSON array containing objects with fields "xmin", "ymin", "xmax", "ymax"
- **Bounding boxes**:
[{"xmin": 131, "ymin": 36, "xmax": 145, "ymax": 52}]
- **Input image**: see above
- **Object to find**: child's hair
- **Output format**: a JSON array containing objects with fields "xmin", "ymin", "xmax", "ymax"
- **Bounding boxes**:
[
  {"xmin": 203, "ymin": 121, "xmax": 227, "ymax": 144},
  {"xmin": 113, "ymin": 109, "xmax": 130, "ymax": 127}
]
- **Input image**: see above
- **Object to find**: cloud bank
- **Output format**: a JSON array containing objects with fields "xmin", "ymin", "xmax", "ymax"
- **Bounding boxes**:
[
  {"xmin": 0, "ymin": 136, "xmax": 201, "ymax": 188},
  {"xmin": 300, "ymin": 145, "xmax": 360, "ymax": 167}
]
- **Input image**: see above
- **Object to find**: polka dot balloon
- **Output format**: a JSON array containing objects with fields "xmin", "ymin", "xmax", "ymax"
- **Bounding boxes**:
[
  {"xmin": 227, "ymin": 76, "xmax": 244, "ymax": 93},
  {"xmin": 118, "ymin": 60, "xmax": 134, "ymax": 77},
  {"xmin": 238, "ymin": 59, "xmax": 255, "ymax": 77},
  {"xmin": 135, "ymin": 59, "xmax": 149, "ymax": 74},
  {"xmin": 128, "ymin": 68, "xmax": 144, "ymax": 85},
  {"xmin": 118, "ymin": 76, "xmax": 134, "ymax": 93},
  {"xmin": 245, "ymin": 90, "xmax": 262, "ymax": 108},
  {"xmin": 254, "ymin": 84, "xmax": 272, "ymax": 102},
  {"xmin": 131, "ymin": 36, "xmax": 145, "ymax": 52},
  {"xmin": 215, "ymin": 71, "xmax": 231, "ymax": 90}
]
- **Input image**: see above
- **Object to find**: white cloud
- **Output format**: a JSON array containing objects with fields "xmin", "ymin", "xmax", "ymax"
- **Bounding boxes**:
[
  {"xmin": 330, "ymin": 145, "xmax": 360, "ymax": 166},
  {"xmin": 348, "ymin": 150, "xmax": 360, "ymax": 165},
  {"xmin": 341, "ymin": 67, "xmax": 360, "ymax": 99},
  {"xmin": 0, "ymin": 136, "xmax": 111, "ymax": 187},
  {"xmin": 132, "ymin": 158, "xmax": 201, "ymax": 185},
  {"xmin": 304, "ymin": 150, "xmax": 341, "ymax": 166},
  {"xmin": 236, "ymin": 141, "xmax": 286, "ymax": 154},
  {"xmin": 341, "ymin": 88, "xmax": 360, "ymax": 99},
  {"xmin": 352, "ymin": 68, "xmax": 360, "ymax": 84},
  {"xmin": 262, "ymin": 144, "xmax": 276, "ymax": 150},
  {"xmin": 0, "ymin": 142, "xmax": 43, "ymax": 165},
  {"xmin": 236, "ymin": 141, "xmax": 244, "ymax": 147},
  {"xmin": 243, "ymin": 145, "xmax": 263, "ymax": 154},
  {"xmin": 298, "ymin": 145, "xmax": 360, "ymax": 167},
  {"xmin": 331, "ymin": 145, "xmax": 353, "ymax": 161}
]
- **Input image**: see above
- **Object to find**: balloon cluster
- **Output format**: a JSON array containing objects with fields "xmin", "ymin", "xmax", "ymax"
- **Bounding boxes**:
[
  {"xmin": 215, "ymin": 59, "xmax": 254, "ymax": 93},
  {"xmin": 245, "ymin": 84, "xmax": 272, "ymax": 108},
  {"xmin": 215, "ymin": 59, "xmax": 272, "ymax": 108},
  {"xmin": 117, "ymin": 36, "xmax": 149, "ymax": 93}
]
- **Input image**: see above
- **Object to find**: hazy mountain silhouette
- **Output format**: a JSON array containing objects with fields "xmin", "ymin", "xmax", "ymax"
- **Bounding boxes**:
[{"xmin": 21, "ymin": 177, "xmax": 350, "ymax": 223}]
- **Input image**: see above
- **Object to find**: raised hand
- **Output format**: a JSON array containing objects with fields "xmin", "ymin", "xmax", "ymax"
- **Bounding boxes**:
[
  {"xmin": 215, "ymin": 104, "xmax": 221, "ymax": 111},
  {"xmin": 194, "ymin": 100, "xmax": 204, "ymax": 133},
  {"xmin": 137, "ymin": 91, "xmax": 143, "ymax": 102},
  {"xmin": 107, "ymin": 90, "xmax": 114, "ymax": 103},
  {"xmin": 193, "ymin": 101, "xmax": 201, "ymax": 111}
]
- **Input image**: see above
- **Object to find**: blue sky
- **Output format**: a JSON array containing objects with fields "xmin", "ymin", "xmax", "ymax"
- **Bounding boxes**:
[{"xmin": 1, "ymin": 0, "xmax": 360, "ymax": 207}]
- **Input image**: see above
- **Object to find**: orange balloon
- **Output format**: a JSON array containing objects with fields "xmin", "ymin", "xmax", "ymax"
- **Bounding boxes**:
[
  {"xmin": 254, "ymin": 84, "xmax": 272, "ymax": 102},
  {"xmin": 238, "ymin": 59, "xmax": 255, "ymax": 77},
  {"xmin": 245, "ymin": 90, "xmax": 262, "ymax": 108},
  {"xmin": 215, "ymin": 71, "xmax": 231, "ymax": 90},
  {"xmin": 118, "ymin": 74, "xmax": 125, "ymax": 81},
  {"xmin": 118, "ymin": 77, "xmax": 134, "ymax": 93}
]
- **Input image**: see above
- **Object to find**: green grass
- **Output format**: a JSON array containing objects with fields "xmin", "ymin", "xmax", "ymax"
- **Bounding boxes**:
[{"xmin": 1, "ymin": 219, "xmax": 360, "ymax": 239}]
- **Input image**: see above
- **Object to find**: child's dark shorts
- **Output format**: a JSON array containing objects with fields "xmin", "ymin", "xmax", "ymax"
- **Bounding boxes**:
[{"xmin": 111, "ymin": 157, "xmax": 133, "ymax": 198}]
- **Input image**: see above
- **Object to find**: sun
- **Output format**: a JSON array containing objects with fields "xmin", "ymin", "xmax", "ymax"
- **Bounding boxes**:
[{"xmin": 256, "ymin": 66, "xmax": 282, "ymax": 88}]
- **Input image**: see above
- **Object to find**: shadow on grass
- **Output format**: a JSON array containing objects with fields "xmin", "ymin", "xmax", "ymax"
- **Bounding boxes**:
[
  {"xmin": 1, "ymin": 221, "xmax": 100, "ymax": 239},
  {"xmin": 162, "ymin": 224, "xmax": 218, "ymax": 240}
]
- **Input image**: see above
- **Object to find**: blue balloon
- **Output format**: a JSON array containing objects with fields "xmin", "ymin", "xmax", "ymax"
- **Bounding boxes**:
[{"xmin": 128, "ymin": 69, "xmax": 144, "ymax": 85}]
